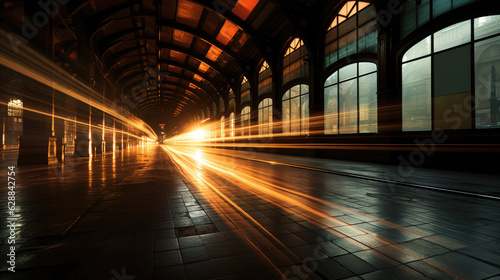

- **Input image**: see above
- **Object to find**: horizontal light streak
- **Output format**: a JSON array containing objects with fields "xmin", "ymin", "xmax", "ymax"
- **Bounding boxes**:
[
  {"xmin": 163, "ymin": 145, "xmax": 465, "ymax": 279},
  {"xmin": 0, "ymin": 27, "xmax": 156, "ymax": 139}
]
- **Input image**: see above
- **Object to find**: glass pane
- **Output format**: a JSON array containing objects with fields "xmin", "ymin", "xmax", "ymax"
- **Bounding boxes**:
[
  {"xmin": 258, "ymin": 109, "xmax": 263, "ymax": 135},
  {"xmin": 358, "ymin": 21, "xmax": 377, "ymax": 54},
  {"xmin": 358, "ymin": 4, "xmax": 376, "ymax": 26},
  {"xmin": 291, "ymin": 97, "xmax": 300, "ymax": 133},
  {"xmin": 339, "ymin": 79, "xmax": 358, "ymax": 134},
  {"xmin": 301, "ymin": 93, "xmax": 309, "ymax": 135},
  {"xmin": 359, "ymin": 62, "xmax": 377, "ymax": 76},
  {"xmin": 359, "ymin": 73, "xmax": 378, "ymax": 133},
  {"xmin": 301, "ymin": 84, "xmax": 309, "ymax": 95},
  {"xmin": 453, "ymin": 0, "xmax": 473, "ymax": 8},
  {"xmin": 434, "ymin": 45, "xmax": 472, "ymax": 130},
  {"xmin": 325, "ymin": 85, "xmax": 339, "ymax": 134},
  {"xmin": 264, "ymin": 107, "xmax": 270, "ymax": 134},
  {"xmin": 268, "ymin": 104, "xmax": 273, "ymax": 135},
  {"xmin": 403, "ymin": 35, "xmax": 431, "ymax": 62},
  {"xmin": 475, "ymin": 36, "xmax": 500, "ymax": 129},
  {"xmin": 283, "ymin": 89, "xmax": 290, "ymax": 100},
  {"xmin": 474, "ymin": 15, "xmax": 500, "ymax": 40},
  {"xmin": 432, "ymin": 0, "xmax": 452, "ymax": 18},
  {"xmin": 241, "ymin": 89, "xmax": 251, "ymax": 104},
  {"xmin": 325, "ymin": 71, "xmax": 338, "ymax": 87},
  {"xmin": 400, "ymin": 0, "xmax": 417, "ymax": 38},
  {"xmin": 339, "ymin": 63, "xmax": 358, "ymax": 82},
  {"xmin": 417, "ymin": 0, "xmax": 431, "ymax": 27},
  {"xmin": 402, "ymin": 57, "xmax": 432, "ymax": 131},
  {"xmin": 291, "ymin": 85, "xmax": 300, "ymax": 98},
  {"xmin": 338, "ymin": 31, "xmax": 357, "ymax": 60},
  {"xmin": 283, "ymin": 99, "xmax": 290, "ymax": 133},
  {"xmin": 339, "ymin": 14, "xmax": 357, "ymax": 37},
  {"xmin": 433, "ymin": 20, "xmax": 471, "ymax": 52},
  {"xmin": 325, "ymin": 41, "xmax": 338, "ymax": 69},
  {"xmin": 326, "ymin": 27, "xmax": 338, "ymax": 45}
]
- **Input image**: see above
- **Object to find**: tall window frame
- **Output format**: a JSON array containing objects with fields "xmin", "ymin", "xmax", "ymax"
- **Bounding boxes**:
[
  {"xmin": 282, "ymin": 84, "xmax": 309, "ymax": 135},
  {"xmin": 283, "ymin": 38, "xmax": 309, "ymax": 85},
  {"xmin": 258, "ymin": 98, "xmax": 273, "ymax": 135},
  {"xmin": 402, "ymin": 15, "xmax": 500, "ymax": 131},
  {"xmin": 325, "ymin": 1, "xmax": 377, "ymax": 69},
  {"xmin": 258, "ymin": 61, "xmax": 273, "ymax": 96},
  {"xmin": 400, "ymin": 0, "xmax": 476, "ymax": 39},
  {"xmin": 240, "ymin": 106, "xmax": 251, "ymax": 136},
  {"xmin": 240, "ymin": 76, "xmax": 251, "ymax": 105},
  {"xmin": 325, "ymin": 62, "xmax": 378, "ymax": 134}
]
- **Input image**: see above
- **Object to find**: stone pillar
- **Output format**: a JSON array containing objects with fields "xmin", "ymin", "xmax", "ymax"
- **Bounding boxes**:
[
  {"xmin": 17, "ymin": 76, "xmax": 52, "ymax": 165},
  {"xmin": 18, "ymin": 98, "xmax": 51, "ymax": 165},
  {"xmin": 377, "ymin": 33, "xmax": 401, "ymax": 133}
]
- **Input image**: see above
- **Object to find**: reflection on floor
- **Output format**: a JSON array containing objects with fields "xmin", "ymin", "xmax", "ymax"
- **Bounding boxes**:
[{"xmin": 0, "ymin": 145, "xmax": 499, "ymax": 280}]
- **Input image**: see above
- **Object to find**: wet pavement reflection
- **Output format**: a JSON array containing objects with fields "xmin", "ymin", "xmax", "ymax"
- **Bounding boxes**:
[{"xmin": 0, "ymin": 145, "xmax": 499, "ymax": 279}]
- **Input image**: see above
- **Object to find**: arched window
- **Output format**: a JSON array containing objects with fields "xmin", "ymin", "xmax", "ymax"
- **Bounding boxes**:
[
  {"xmin": 220, "ymin": 116, "xmax": 225, "ymax": 138},
  {"xmin": 283, "ymin": 38, "xmax": 309, "ymax": 85},
  {"xmin": 7, "ymin": 98, "xmax": 23, "ymax": 147},
  {"xmin": 228, "ymin": 88, "xmax": 235, "ymax": 111},
  {"xmin": 240, "ymin": 76, "xmax": 251, "ymax": 104},
  {"xmin": 258, "ymin": 98, "xmax": 273, "ymax": 135},
  {"xmin": 229, "ymin": 112, "xmax": 235, "ymax": 138},
  {"xmin": 8, "ymin": 99, "xmax": 23, "ymax": 117},
  {"xmin": 258, "ymin": 61, "xmax": 272, "ymax": 96},
  {"xmin": 400, "ymin": 0, "xmax": 475, "ymax": 39},
  {"xmin": 325, "ymin": 1, "xmax": 377, "ymax": 69},
  {"xmin": 240, "ymin": 106, "xmax": 251, "ymax": 136},
  {"xmin": 282, "ymin": 84, "xmax": 309, "ymax": 135},
  {"xmin": 402, "ymin": 15, "xmax": 500, "ymax": 131},
  {"xmin": 325, "ymin": 62, "xmax": 377, "ymax": 134}
]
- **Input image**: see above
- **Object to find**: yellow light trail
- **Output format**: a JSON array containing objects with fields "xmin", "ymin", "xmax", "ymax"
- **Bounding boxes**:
[
  {"xmin": 0, "ymin": 101, "xmax": 151, "ymax": 141},
  {"xmin": 163, "ymin": 145, "xmax": 471, "ymax": 279},
  {"xmin": 168, "ymin": 117, "xmax": 500, "ymax": 153},
  {"xmin": 162, "ymin": 146, "xmax": 297, "ymax": 279},
  {"xmin": 0, "ymin": 27, "xmax": 156, "ymax": 140}
]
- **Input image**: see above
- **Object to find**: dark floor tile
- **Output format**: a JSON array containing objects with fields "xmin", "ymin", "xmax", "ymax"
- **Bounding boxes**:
[
  {"xmin": 178, "ymin": 236, "xmax": 203, "ymax": 248},
  {"xmin": 427, "ymin": 252, "xmax": 500, "ymax": 279},
  {"xmin": 195, "ymin": 223, "xmax": 218, "ymax": 235},
  {"xmin": 184, "ymin": 260, "xmax": 220, "ymax": 280},
  {"xmin": 154, "ymin": 265, "xmax": 185, "ymax": 280},
  {"xmin": 154, "ymin": 238, "xmax": 179, "ymax": 252},
  {"xmin": 334, "ymin": 254, "xmax": 377, "ymax": 275},
  {"xmin": 181, "ymin": 246, "xmax": 209, "ymax": 263},
  {"xmin": 200, "ymin": 232, "xmax": 226, "ymax": 245},
  {"xmin": 353, "ymin": 249, "xmax": 398, "ymax": 269},
  {"xmin": 153, "ymin": 250, "xmax": 182, "ymax": 268}
]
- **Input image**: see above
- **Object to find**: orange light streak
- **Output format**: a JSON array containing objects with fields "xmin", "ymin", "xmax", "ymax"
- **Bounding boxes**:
[
  {"xmin": 0, "ymin": 28, "xmax": 156, "ymax": 140},
  {"xmin": 163, "ymin": 145, "xmax": 467, "ymax": 279}
]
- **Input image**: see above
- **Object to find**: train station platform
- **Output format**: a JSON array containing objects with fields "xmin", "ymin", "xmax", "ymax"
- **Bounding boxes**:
[{"xmin": 1, "ymin": 145, "xmax": 499, "ymax": 280}]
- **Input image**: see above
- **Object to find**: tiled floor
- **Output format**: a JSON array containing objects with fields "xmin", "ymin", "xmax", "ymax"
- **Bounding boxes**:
[{"xmin": 0, "ymin": 145, "xmax": 499, "ymax": 279}]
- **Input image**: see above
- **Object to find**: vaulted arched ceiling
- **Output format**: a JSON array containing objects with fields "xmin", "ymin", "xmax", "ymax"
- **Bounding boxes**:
[{"xmin": 53, "ymin": 0, "xmax": 327, "ymax": 132}]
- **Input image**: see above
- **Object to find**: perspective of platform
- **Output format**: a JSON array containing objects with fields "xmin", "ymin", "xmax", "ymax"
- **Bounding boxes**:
[{"xmin": 1, "ymin": 1, "xmax": 500, "ymax": 280}]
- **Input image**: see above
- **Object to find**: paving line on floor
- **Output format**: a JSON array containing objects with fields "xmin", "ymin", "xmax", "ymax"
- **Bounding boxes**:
[{"xmin": 201, "ymin": 149, "xmax": 500, "ymax": 201}]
